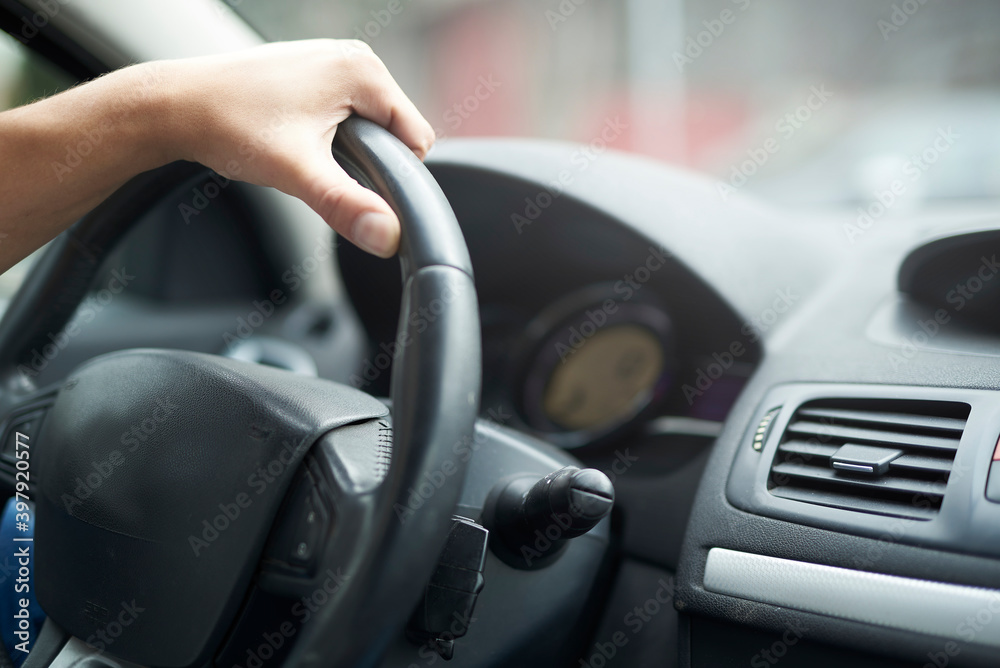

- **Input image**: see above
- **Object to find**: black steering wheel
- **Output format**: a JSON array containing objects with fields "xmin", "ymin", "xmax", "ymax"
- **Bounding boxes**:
[{"xmin": 0, "ymin": 117, "xmax": 481, "ymax": 667}]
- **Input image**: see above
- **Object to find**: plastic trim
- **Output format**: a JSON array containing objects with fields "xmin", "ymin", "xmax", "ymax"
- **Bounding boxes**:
[
  {"xmin": 726, "ymin": 382, "xmax": 1000, "ymax": 560},
  {"xmin": 704, "ymin": 548, "xmax": 1000, "ymax": 649}
]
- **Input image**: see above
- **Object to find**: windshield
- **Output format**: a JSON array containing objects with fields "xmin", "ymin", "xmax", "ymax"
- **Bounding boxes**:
[{"xmin": 229, "ymin": 0, "xmax": 1000, "ymax": 210}]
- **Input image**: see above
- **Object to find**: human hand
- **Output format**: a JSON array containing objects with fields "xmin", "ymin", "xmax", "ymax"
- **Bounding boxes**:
[{"xmin": 161, "ymin": 39, "xmax": 435, "ymax": 258}]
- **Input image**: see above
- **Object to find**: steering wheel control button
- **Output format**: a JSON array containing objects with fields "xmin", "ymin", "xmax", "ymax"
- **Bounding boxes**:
[
  {"xmin": 485, "ymin": 466, "xmax": 614, "ymax": 569},
  {"xmin": 830, "ymin": 443, "xmax": 903, "ymax": 476},
  {"xmin": 987, "ymin": 461, "xmax": 1000, "ymax": 504},
  {"xmin": 408, "ymin": 516, "xmax": 488, "ymax": 659},
  {"xmin": 261, "ymin": 466, "xmax": 331, "ymax": 577}
]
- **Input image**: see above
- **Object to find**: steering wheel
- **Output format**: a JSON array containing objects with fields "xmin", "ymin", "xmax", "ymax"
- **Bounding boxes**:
[{"xmin": 0, "ymin": 117, "xmax": 481, "ymax": 667}]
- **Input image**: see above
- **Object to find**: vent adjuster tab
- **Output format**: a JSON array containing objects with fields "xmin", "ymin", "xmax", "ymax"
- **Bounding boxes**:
[{"xmin": 831, "ymin": 444, "xmax": 903, "ymax": 476}]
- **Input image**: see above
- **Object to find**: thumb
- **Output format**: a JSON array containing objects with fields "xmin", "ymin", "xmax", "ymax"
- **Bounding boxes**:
[{"xmin": 288, "ymin": 148, "xmax": 401, "ymax": 258}]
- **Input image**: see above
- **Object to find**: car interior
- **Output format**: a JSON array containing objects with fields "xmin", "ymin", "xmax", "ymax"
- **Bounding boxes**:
[{"xmin": 0, "ymin": 1, "xmax": 999, "ymax": 667}]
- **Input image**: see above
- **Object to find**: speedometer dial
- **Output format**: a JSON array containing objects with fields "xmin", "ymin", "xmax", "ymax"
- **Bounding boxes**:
[
  {"xmin": 543, "ymin": 324, "xmax": 665, "ymax": 430},
  {"xmin": 517, "ymin": 286, "xmax": 674, "ymax": 448}
]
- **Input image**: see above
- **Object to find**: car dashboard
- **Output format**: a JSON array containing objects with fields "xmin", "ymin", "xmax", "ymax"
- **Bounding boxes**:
[
  {"xmin": 2, "ymin": 129, "xmax": 1000, "ymax": 666},
  {"xmin": 4, "ymin": 0, "xmax": 1000, "ymax": 664},
  {"xmin": 341, "ymin": 139, "xmax": 1000, "ymax": 667}
]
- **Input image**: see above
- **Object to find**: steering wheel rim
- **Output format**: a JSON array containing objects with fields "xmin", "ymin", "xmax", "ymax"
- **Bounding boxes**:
[
  {"xmin": 0, "ymin": 116, "xmax": 481, "ymax": 667},
  {"xmin": 293, "ymin": 117, "xmax": 481, "ymax": 667}
]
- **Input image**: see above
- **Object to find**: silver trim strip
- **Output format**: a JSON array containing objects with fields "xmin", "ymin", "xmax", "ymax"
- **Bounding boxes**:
[
  {"xmin": 704, "ymin": 548, "xmax": 1000, "ymax": 648},
  {"xmin": 831, "ymin": 462, "xmax": 874, "ymax": 473}
]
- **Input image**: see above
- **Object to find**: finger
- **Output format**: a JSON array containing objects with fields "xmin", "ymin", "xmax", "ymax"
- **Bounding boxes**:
[
  {"xmin": 283, "ymin": 146, "xmax": 401, "ymax": 258},
  {"xmin": 343, "ymin": 45, "xmax": 436, "ymax": 160}
]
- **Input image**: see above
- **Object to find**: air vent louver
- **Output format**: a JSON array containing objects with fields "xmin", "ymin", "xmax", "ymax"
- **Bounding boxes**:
[{"xmin": 768, "ymin": 398, "xmax": 970, "ymax": 520}]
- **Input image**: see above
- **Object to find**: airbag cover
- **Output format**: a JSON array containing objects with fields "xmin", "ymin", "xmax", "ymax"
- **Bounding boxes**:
[{"xmin": 34, "ymin": 348, "xmax": 388, "ymax": 668}]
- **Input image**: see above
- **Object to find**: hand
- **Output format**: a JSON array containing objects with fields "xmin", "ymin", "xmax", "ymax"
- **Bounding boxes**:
[{"xmin": 161, "ymin": 40, "xmax": 436, "ymax": 258}]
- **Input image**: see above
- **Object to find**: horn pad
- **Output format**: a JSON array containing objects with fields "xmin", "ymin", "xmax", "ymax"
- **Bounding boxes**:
[{"xmin": 34, "ymin": 348, "xmax": 388, "ymax": 668}]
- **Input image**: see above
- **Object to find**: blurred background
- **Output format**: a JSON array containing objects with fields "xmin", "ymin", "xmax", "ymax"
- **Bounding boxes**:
[
  {"xmin": 2, "ymin": 0, "xmax": 1000, "ymax": 214},
  {"xmin": 226, "ymin": 0, "xmax": 1000, "ymax": 210}
]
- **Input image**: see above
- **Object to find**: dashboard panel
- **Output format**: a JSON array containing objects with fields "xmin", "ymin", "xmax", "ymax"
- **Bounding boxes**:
[
  {"xmin": 344, "ymin": 139, "xmax": 1000, "ymax": 667},
  {"xmin": 339, "ymin": 163, "xmax": 762, "ymax": 456}
]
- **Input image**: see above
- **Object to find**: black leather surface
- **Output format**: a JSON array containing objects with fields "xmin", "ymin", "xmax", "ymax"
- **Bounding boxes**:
[
  {"xmin": 270, "ymin": 117, "xmax": 481, "ymax": 668},
  {"xmin": 35, "ymin": 349, "xmax": 388, "ymax": 667},
  {"xmin": 332, "ymin": 117, "xmax": 473, "ymax": 279},
  {"xmin": 290, "ymin": 265, "xmax": 481, "ymax": 668},
  {"xmin": 16, "ymin": 115, "xmax": 481, "ymax": 668}
]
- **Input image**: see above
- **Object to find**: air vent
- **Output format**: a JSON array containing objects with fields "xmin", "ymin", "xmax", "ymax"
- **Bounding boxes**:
[{"xmin": 768, "ymin": 398, "xmax": 970, "ymax": 520}]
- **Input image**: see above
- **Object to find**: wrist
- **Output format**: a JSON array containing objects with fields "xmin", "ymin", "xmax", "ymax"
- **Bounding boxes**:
[{"xmin": 113, "ymin": 60, "xmax": 190, "ymax": 169}]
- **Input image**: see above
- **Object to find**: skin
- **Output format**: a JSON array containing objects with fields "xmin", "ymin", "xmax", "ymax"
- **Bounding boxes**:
[{"xmin": 0, "ymin": 39, "xmax": 435, "ymax": 273}]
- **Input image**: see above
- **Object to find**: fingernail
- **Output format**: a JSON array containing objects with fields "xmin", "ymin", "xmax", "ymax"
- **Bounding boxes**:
[{"xmin": 352, "ymin": 212, "xmax": 398, "ymax": 258}]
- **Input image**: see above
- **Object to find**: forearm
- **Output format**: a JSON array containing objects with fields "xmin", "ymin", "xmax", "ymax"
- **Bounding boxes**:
[
  {"xmin": 0, "ymin": 62, "xmax": 174, "ymax": 273},
  {"xmin": 0, "ymin": 40, "xmax": 435, "ymax": 272}
]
